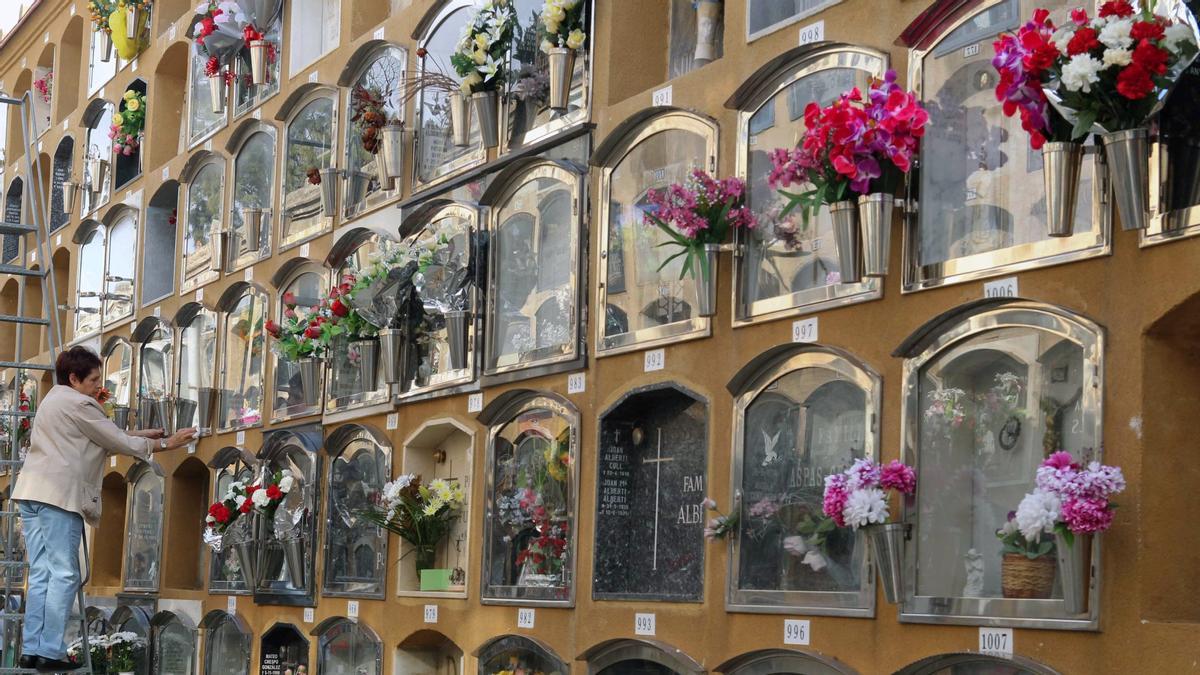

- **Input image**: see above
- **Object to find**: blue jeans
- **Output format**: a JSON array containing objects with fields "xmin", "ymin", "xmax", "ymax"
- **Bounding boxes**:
[{"xmin": 17, "ymin": 500, "xmax": 82, "ymax": 660}]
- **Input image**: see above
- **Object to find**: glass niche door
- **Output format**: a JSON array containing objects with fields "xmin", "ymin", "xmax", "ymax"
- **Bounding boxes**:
[{"xmin": 123, "ymin": 463, "xmax": 164, "ymax": 592}]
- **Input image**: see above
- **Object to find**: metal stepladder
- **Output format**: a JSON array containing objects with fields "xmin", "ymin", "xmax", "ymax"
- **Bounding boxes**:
[{"xmin": 0, "ymin": 91, "xmax": 93, "ymax": 674}]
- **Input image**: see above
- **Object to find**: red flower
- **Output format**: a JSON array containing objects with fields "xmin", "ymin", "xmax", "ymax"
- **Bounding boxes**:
[
  {"xmin": 416, "ymin": 47, "xmax": 427, "ymax": 58},
  {"xmin": 266, "ymin": 484, "xmax": 283, "ymax": 500},
  {"xmin": 1130, "ymin": 20, "xmax": 1165, "ymax": 42},
  {"xmin": 1132, "ymin": 38, "xmax": 1169, "ymax": 75},
  {"xmin": 208, "ymin": 502, "xmax": 231, "ymax": 524},
  {"xmin": 204, "ymin": 56, "xmax": 220, "ymax": 78},
  {"xmin": 329, "ymin": 298, "xmax": 349, "ymax": 317},
  {"xmin": 199, "ymin": 16, "xmax": 216, "ymax": 37},
  {"xmin": 282, "ymin": 291, "xmax": 297, "ymax": 306},
  {"xmin": 264, "ymin": 319, "xmax": 281, "ymax": 338},
  {"xmin": 284, "ymin": 307, "xmax": 296, "ymax": 319},
  {"xmin": 304, "ymin": 325, "xmax": 321, "ymax": 339},
  {"xmin": 239, "ymin": 499, "xmax": 252, "ymax": 514},
  {"xmin": 243, "ymin": 24, "xmax": 263, "ymax": 42},
  {"xmin": 1067, "ymin": 27, "xmax": 1100, "ymax": 56},
  {"xmin": 1116, "ymin": 64, "xmax": 1155, "ymax": 99},
  {"xmin": 1098, "ymin": 1, "xmax": 1135, "ymax": 18},
  {"xmin": 1070, "ymin": 8, "xmax": 1090, "ymax": 25}
]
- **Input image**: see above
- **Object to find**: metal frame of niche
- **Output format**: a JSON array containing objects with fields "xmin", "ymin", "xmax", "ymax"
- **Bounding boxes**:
[
  {"xmin": 100, "ymin": 335, "xmax": 135, "ymax": 408},
  {"xmin": 268, "ymin": 257, "xmax": 329, "ymax": 424},
  {"xmin": 337, "ymin": 40, "xmax": 406, "ymax": 223},
  {"xmin": 726, "ymin": 343, "xmax": 879, "ymax": 616},
  {"xmin": 894, "ymin": 652, "xmax": 1062, "ymax": 675},
  {"xmin": 592, "ymin": 107, "xmax": 719, "ymax": 356},
  {"xmin": 728, "ymin": 44, "xmax": 886, "ymax": 328},
  {"xmin": 178, "ymin": 151, "xmax": 226, "ymax": 294},
  {"xmin": 900, "ymin": 0, "xmax": 1112, "ymax": 293},
  {"xmin": 311, "ymin": 616, "xmax": 384, "ymax": 675},
  {"xmin": 897, "ymin": 300, "xmax": 1105, "ymax": 630},
  {"xmin": 274, "ymin": 84, "xmax": 339, "ymax": 253},
  {"xmin": 132, "ymin": 316, "xmax": 173, "ymax": 419},
  {"xmin": 215, "ymin": 281, "xmax": 270, "ymax": 433},
  {"xmin": 199, "ymin": 610, "xmax": 253, "ymax": 675},
  {"xmin": 474, "ymin": 635, "xmax": 568, "ymax": 675},
  {"xmin": 254, "ymin": 423, "xmax": 324, "ymax": 606},
  {"xmin": 394, "ymin": 200, "xmax": 482, "ymax": 403},
  {"xmin": 320, "ymin": 423, "xmax": 392, "ymax": 600},
  {"xmin": 714, "ymin": 647, "xmax": 860, "ymax": 675},
  {"xmin": 480, "ymin": 158, "xmax": 589, "ymax": 385},
  {"xmin": 478, "ymin": 390, "xmax": 581, "ymax": 607},
  {"xmin": 80, "ymin": 99, "xmax": 115, "ymax": 217},
  {"xmin": 172, "ymin": 301, "xmax": 220, "ymax": 437},
  {"xmin": 183, "ymin": 17, "xmax": 229, "ymax": 150},
  {"xmin": 225, "ymin": 119, "xmax": 280, "ymax": 272},
  {"xmin": 207, "ymin": 446, "xmax": 258, "ymax": 595},
  {"xmin": 149, "ymin": 610, "xmax": 198, "ymax": 675},
  {"xmin": 578, "ymin": 638, "xmax": 705, "ymax": 675},
  {"xmin": 121, "ymin": 459, "xmax": 166, "ymax": 595}
]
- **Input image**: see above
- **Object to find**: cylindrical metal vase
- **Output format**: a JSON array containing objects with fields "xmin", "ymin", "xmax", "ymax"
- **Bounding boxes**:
[
  {"xmin": 445, "ymin": 310, "xmax": 470, "ymax": 371},
  {"xmin": 318, "ymin": 167, "xmax": 339, "ymax": 218},
  {"xmin": 829, "ymin": 200, "xmax": 863, "ymax": 283},
  {"xmin": 546, "ymin": 47, "xmax": 577, "ymax": 112},
  {"xmin": 450, "ymin": 90, "xmax": 472, "ymax": 147},
  {"xmin": 281, "ymin": 536, "xmax": 306, "ymax": 588},
  {"xmin": 111, "ymin": 405, "xmax": 131, "ymax": 431},
  {"xmin": 864, "ymin": 522, "xmax": 907, "ymax": 604},
  {"xmin": 174, "ymin": 398, "xmax": 198, "ymax": 431},
  {"xmin": 233, "ymin": 537, "xmax": 258, "ymax": 588},
  {"xmin": 196, "ymin": 387, "xmax": 217, "ymax": 432},
  {"xmin": 208, "ymin": 74, "xmax": 226, "ymax": 115},
  {"xmin": 154, "ymin": 397, "xmax": 174, "ymax": 434},
  {"xmin": 61, "ymin": 180, "xmax": 78, "ymax": 214},
  {"xmin": 248, "ymin": 40, "xmax": 269, "ymax": 85},
  {"xmin": 125, "ymin": 4, "xmax": 141, "ymax": 39},
  {"xmin": 350, "ymin": 338, "xmax": 379, "ymax": 391},
  {"xmin": 470, "ymin": 90, "xmax": 500, "ymax": 149},
  {"xmin": 695, "ymin": 244, "xmax": 720, "ymax": 317},
  {"xmin": 1042, "ymin": 142, "xmax": 1084, "ymax": 237},
  {"xmin": 858, "ymin": 193, "xmax": 895, "ymax": 277},
  {"xmin": 378, "ymin": 328, "xmax": 404, "ymax": 385},
  {"xmin": 1055, "ymin": 531, "xmax": 1092, "ymax": 614},
  {"xmin": 209, "ymin": 231, "xmax": 226, "ymax": 274},
  {"xmin": 378, "ymin": 125, "xmax": 405, "ymax": 189},
  {"xmin": 241, "ymin": 207, "xmax": 266, "ymax": 253},
  {"xmin": 137, "ymin": 397, "xmax": 155, "ymax": 431},
  {"xmin": 344, "ymin": 170, "xmax": 371, "ymax": 211},
  {"xmin": 297, "ymin": 357, "xmax": 323, "ymax": 408},
  {"xmin": 694, "ymin": 0, "xmax": 722, "ymax": 63},
  {"xmin": 98, "ymin": 31, "xmax": 114, "ymax": 63},
  {"xmin": 1101, "ymin": 128, "xmax": 1149, "ymax": 231}
]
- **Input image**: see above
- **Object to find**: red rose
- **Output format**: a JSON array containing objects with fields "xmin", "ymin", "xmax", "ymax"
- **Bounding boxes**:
[
  {"xmin": 1132, "ymin": 38, "xmax": 1169, "ymax": 75},
  {"xmin": 1067, "ymin": 27, "xmax": 1100, "ymax": 56},
  {"xmin": 266, "ymin": 484, "xmax": 283, "ymax": 500},
  {"xmin": 1130, "ymin": 20, "xmax": 1165, "ymax": 42},
  {"xmin": 330, "ymin": 298, "xmax": 349, "ymax": 317},
  {"xmin": 239, "ymin": 500, "xmax": 252, "ymax": 514},
  {"xmin": 208, "ymin": 503, "xmax": 231, "ymax": 523},
  {"xmin": 304, "ymin": 325, "xmax": 321, "ymax": 339},
  {"xmin": 1116, "ymin": 64, "xmax": 1155, "ymax": 99},
  {"xmin": 1070, "ymin": 8, "xmax": 1089, "ymax": 25},
  {"xmin": 1098, "ymin": 1, "xmax": 1134, "ymax": 18}
]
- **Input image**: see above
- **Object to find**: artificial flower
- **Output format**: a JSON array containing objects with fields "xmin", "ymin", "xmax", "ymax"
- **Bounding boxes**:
[
  {"xmin": 1061, "ymin": 53, "xmax": 1104, "ymax": 92},
  {"xmin": 1015, "ymin": 489, "xmax": 1060, "ymax": 541},
  {"xmin": 843, "ymin": 487, "xmax": 888, "ymax": 529}
]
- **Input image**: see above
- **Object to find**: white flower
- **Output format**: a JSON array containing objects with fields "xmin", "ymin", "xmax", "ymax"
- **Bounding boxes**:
[
  {"xmin": 782, "ymin": 535, "xmax": 808, "ymax": 556},
  {"xmin": 544, "ymin": 18, "xmax": 561, "ymax": 36},
  {"xmin": 1098, "ymin": 18, "xmax": 1133, "ymax": 51},
  {"xmin": 843, "ymin": 487, "xmax": 889, "ymax": 529},
  {"xmin": 1102, "ymin": 48, "xmax": 1132, "ymax": 67},
  {"xmin": 565, "ymin": 29, "xmax": 586, "ymax": 50},
  {"xmin": 234, "ymin": 495, "xmax": 247, "ymax": 508},
  {"xmin": 478, "ymin": 55, "xmax": 502, "ymax": 82},
  {"xmin": 540, "ymin": 38, "xmax": 555, "ymax": 53},
  {"xmin": 1061, "ymin": 54, "xmax": 1104, "ymax": 93},
  {"xmin": 1163, "ymin": 22, "xmax": 1197, "ymax": 54},
  {"xmin": 251, "ymin": 489, "xmax": 270, "ymax": 508},
  {"xmin": 205, "ymin": 514, "xmax": 216, "ymax": 524},
  {"xmin": 1015, "ymin": 489, "xmax": 1060, "ymax": 541},
  {"xmin": 278, "ymin": 475, "xmax": 294, "ymax": 493},
  {"xmin": 1052, "ymin": 27, "xmax": 1076, "ymax": 56},
  {"xmin": 802, "ymin": 550, "xmax": 828, "ymax": 572}
]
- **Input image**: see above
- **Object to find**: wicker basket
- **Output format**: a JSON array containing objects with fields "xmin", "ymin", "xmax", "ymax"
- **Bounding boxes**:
[{"xmin": 1001, "ymin": 553, "xmax": 1056, "ymax": 599}]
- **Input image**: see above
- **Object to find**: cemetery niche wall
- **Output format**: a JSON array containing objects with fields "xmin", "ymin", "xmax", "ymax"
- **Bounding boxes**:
[{"xmin": 255, "ymin": 424, "xmax": 323, "ymax": 605}]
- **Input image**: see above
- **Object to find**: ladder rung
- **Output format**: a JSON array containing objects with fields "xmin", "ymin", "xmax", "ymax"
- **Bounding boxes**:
[
  {"xmin": 0, "ymin": 223, "xmax": 35, "ymax": 236},
  {"xmin": 0, "ymin": 612, "xmax": 22, "ymax": 621},
  {"xmin": 0, "ymin": 668, "xmax": 38, "ymax": 674},
  {"xmin": 0, "ymin": 265, "xmax": 47, "ymax": 278},
  {"xmin": 0, "ymin": 362, "xmax": 51, "ymax": 371},
  {"xmin": 0, "ymin": 561, "xmax": 27, "ymax": 569},
  {"xmin": 0, "ymin": 409, "xmax": 34, "ymax": 417},
  {"xmin": 0, "ymin": 314, "xmax": 49, "ymax": 326}
]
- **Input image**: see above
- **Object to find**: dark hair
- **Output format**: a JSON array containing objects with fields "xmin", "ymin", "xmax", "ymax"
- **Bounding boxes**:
[{"xmin": 55, "ymin": 346, "xmax": 102, "ymax": 385}]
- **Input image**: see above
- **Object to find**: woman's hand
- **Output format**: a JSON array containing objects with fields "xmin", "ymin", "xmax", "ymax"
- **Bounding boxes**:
[{"xmin": 154, "ymin": 428, "xmax": 199, "ymax": 452}]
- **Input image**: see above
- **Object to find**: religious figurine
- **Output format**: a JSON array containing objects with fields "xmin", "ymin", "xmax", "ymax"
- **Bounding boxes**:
[{"xmin": 963, "ymin": 548, "xmax": 985, "ymax": 597}]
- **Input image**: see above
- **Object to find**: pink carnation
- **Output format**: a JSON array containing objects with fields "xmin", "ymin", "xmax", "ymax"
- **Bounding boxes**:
[
  {"xmin": 1060, "ymin": 496, "xmax": 1114, "ymax": 534},
  {"xmin": 822, "ymin": 473, "xmax": 849, "ymax": 528},
  {"xmin": 879, "ymin": 460, "xmax": 917, "ymax": 495}
]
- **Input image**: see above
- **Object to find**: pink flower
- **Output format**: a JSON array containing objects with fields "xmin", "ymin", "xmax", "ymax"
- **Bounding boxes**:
[
  {"xmin": 1060, "ymin": 496, "xmax": 1114, "ymax": 534},
  {"xmin": 122, "ymin": 146, "xmax": 133, "ymax": 156},
  {"xmin": 879, "ymin": 460, "xmax": 917, "ymax": 495},
  {"xmin": 845, "ymin": 457, "xmax": 881, "ymax": 490},
  {"xmin": 1043, "ymin": 451, "xmax": 1077, "ymax": 471},
  {"xmin": 822, "ymin": 473, "xmax": 849, "ymax": 528}
]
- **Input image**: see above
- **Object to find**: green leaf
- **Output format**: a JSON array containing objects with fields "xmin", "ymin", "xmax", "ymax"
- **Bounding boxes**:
[{"xmin": 1071, "ymin": 109, "xmax": 1098, "ymax": 140}]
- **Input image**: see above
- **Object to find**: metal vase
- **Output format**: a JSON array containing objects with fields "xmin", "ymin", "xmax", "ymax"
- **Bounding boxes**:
[
  {"xmin": 546, "ymin": 47, "xmax": 576, "ymax": 112},
  {"xmin": 111, "ymin": 405, "xmax": 131, "ymax": 431},
  {"xmin": 281, "ymin": 536, "xmax": 306, "ymax": 588},
  {"xmin": 449, "ymin": 89, "xmax": 471, "ymax": 147},
  {"xmin": 241, "ymin": 208, "xmax": 265, "ymax": 253},
  {"xmin": 344, "ymin": 170, "xmax": 371, "ymax": 211},
  {"xmin": 248, "ymin": 40, "xmax": 269, "ymax": 86},
  {"xmin": 196, "ymin": 387, "xmax": 217, "ymax": 432},
  {"xmin": 253, "ymin": 515, "xmax": 275, "ymax": 586},
  {"xmin": 174, "ymin": 398, "xmax": 197, "ymax": 431},
  {"xmin": 125, "ymin": 4, "xmax": 141, "ymax": 39},
  {"xmin": 377, "ymin": 125, "xmax": 405, "ymax": 189},
  {"xmin": 154, "ymin": 398, "xmax": 174, "ymax": 434},
  {"xmin": 137, "ymin": 397, "xmax": 155, "ymax": 430},
  {"xmin": 209, "ymin": 231, "xmax": 226, "ymax": 274},
  {"xmin": 232, "ymin": 538, "xmax": 258, "ymax": 588},
  {"xmin": 864, "ymin": 522, "xmax": 907, "ymax": 605},
  {"xmin": 61, "ymin": 180, "xmax": 78, "ymax": 214},
  {"xmin": 445, "ymin": 310, "xmax": 470, "ymax": 371},
  {"xmin": 378, "ymin": 328, "xmax": 404, "ymax": 385},
  {"xmin": 1101, "ymin": 128, "xmax": 1149, "ymax": 231},
  {"xmin": 693, "ymin": 0, "xmax": 722, "ymax": 63},
  {"xmin": 470, "ymin": 90, "xmax": 500, "ymax": 149},
  {"xmin": 695, "ymin": 244, "xmax": 719, "ymax": 317},
  {"xmin": 858, "ymin": 193, "xmax": 895, "ymax": 277},
  {"xmin": 207, "ymin": 75, "xmax": 226, "ymax": 115},
  {"xmin": 350, "ymin": 338, "xmax": 379, "ymax": 391},
  {"xmin": 1055, "ymin": 531, "xmax": 1092, "ymax": 614},
  {"xmin": 829, "ymin": 200, "xmax": 863, "ymax": 283},
  {"xmin": 297, "ymin": 357, "xmax": 323, "ymax": 408},
  {"xmin": 98, "ymin": 31, "xmax": 113, "ymax": 63},
  {"xmin": 318, "ymin": 168, "xmax": 339, "ymax": 218},
  {"xmin": 1042, "ymin": 141, "xmax": 1084, "ymax": 237}
]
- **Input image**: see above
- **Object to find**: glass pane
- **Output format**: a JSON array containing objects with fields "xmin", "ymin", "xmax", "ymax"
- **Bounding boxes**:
[
  {"xmin": 184, "ymin": 163, "xmax": 223, "ymax": 282},
  {"xmin": 319, "ymin": 623, "xmax": 379, "ymax": 675},
  {"xmin": 406, "ymin": 214, "xmax": 472, "ymax": 391},
  {"xmin": 747, "ymin": 0, "xmax": 838, "ymax": 37},
  {"xmin": 489, "ymin": 176, "xmax": 575, "ymax": 370},
  {"xmin": 916, "ymin": 327, "xmax": 1090, "ymax": 599},
  {"xmin": 345, "ymin": 51, "xmax": 404, "ymax": 216},
  {"xmin": 232, "ymin": 131, "xmax": 276, "ymax": 254},
  {"xmin": 76, "ymin": 227, "xmax": 105, "ymax": 335},
  {"xmin": 105, "ymin": 218, "xmax": 136, "ymax": 322},
  {"xmin": 3, "ymin": 181, "xmax": 21, "ymax": 264},
  {"xmin": 139, "ymin": 325, "xmax": 173, "ymax": 401},
  {"xmin": 89, "ymin": 31, "xmax": 116, "ymax": 93},
  {"xmin": 283, "ymin": 98, "xmax": 334, "ymax": 244},
  {"xmin": 205, "ymin": 621, "xmax": 250, "ymax": 675},
  {"xmin": 604, "ymin": 128, "xmax": 707, "ymax": 343},
  {"xmin": 480, "ymin": 640, "xmax": 564, "ymax": 675},
  {"xmin": 220, "ymin": 292, "xmax": 267, "ymax": 430},
  {"xmin": 233, "ymin": 20, "xmax": 281, "ymax": 115},
  {"xmin": 918, "ymin": 0, "xmax": 1095, "ymax": 268},
  {"xmin": 737, "ymin": 368, "xmax": 866, "ymax": 595},
  {"xmin": 189, "ymin": 53, "xmax": 224, "ymax": 144},
  {"xmin": 505, "ymin": 0, "xmax": 587, "ymax": 147},
  {"xmin": 118, "ymin": 617, "xmax": 150, "ymax": 675},
  {"xmin": 742, "ymin": 67, "xmax": 866, "ymax": 313},
  {"xmin": 83, "ymin": 104, "xmax": 114, "ymax": 215},
  {"xmin": 289, "ymin": 0, "xmax": 341, "ymax": 73},
  {"xmin": 416, "ymin": 7, "xmax": 481, "ymax": 184},
  {"xmin": 156, "ymin": 622, "xmax": 195, "ymax": 675},
  {"xmin": 486, "ymin": 407, "xmax": 574, "ymax": 600},
  {"xmin": 669, "ymin": 0, "xmax": 723, "ymax": 79},
  {"xmin": 124, "ymin": 471, "xmax": 163, "ymax": 590},
  {"xmin": 273, "ymin": 271, "xmax": 323, "ymax": 419},
  {"xmin": 323, "ymin": 441, "xmax": 387, "ymax": 593},
  {"xmin": 103, "ymin": 343, "xmax": 134, "ymax": 407},
  {"xmin": 178, "ymin": 310, "xmax": 218, "ymax": 427},
  {"xmin": 209, "ymin": 467, "xmax": 253, "ymax": 590}
]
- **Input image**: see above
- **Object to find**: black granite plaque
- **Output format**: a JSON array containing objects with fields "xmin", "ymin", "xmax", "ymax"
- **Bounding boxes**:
[
  {"xmin": 50, "ymin": 142, "xmax": 71, "ymax": 232},
  {"xmin": 3, "ymin": 186, "xmax": 21, "ymax": 263},
  {"xmin": 260, "ymin": 624, "xmax": 308, "ymax": 675},
  {"xmin": 593, "ymin": 386, "xmax": 707, "ymax": 601}
]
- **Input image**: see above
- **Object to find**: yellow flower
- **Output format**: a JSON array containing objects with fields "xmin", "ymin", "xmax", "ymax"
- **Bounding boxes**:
[
  {"xmin": 112, "ymin": 112, "xmax": 124, "ymax": 125},
  {"xmin": 123, "ymin": 89, "xmax": 136, "ymax": 100},
  {"xmin": 565, "ymin": 29, "xmax": 586, "ymax": 50},
  {"xmin": 473, "ymin": 48, "xmax": 487, "ymax": 65},
  {"xmin": 125, "ymin": 98, "xmax": 140, "ymax": 111},
  {"xmin": 474, "ymin": 33, "xmax": 489, "ymax": 50}
]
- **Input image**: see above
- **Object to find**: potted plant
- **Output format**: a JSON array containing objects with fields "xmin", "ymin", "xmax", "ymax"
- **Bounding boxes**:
[
  {"xmin": 87, "ymin": 1, "xmax": 115, "ymax": 62},
  {"xmin": 265, "ymin": 292, "xmax": 329, "ymax": 408},
  {"xmin": 450, "ymin": 0, "xmax": 517, "ymax": 148},
  {"xmin": 822, "ymin": 458, "xmax": 917, "ymax": 604},
  {"xmin": 770, "ymin": 70, "xmax": 928, "ymax": 279},
  {"xmin": 538, "ymin": 0, "xmax": 587, "ymax": 111},
  {"xmin": 107, "ymin": 631, "xmax": 147, "ymax": 675},
  {"xmin": 996, "ymin": 510, "xmax": 1057, "ymax": 598},
  {"xmin": 643, "ymin": 169, "xmax": 756, "ymax": 317},
  {"xmin": 68, "ymin": 633, "xmax": 109, "ymax": 672},
  {"xmin": 360, "ymin": 474, "xmax": 465, "ymax": 587}
]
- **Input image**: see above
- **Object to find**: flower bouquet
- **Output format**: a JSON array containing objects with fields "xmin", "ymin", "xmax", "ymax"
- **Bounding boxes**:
[
  {"xmin": 413, "ymin": 221, "xmax": 480, "ymax": 372},
  {"xmin": 0, "ymin": 386, "xmax": 33, "ymax": 451},
  {"xmin": 346, "ymin": 242, "xmax": 432, "ymax": 388},
  {"xmin": 539, "ymin": 0, "xmax": 587, "ymax": 110},
  {"xmin": 87, "ymin": 0, "xmax": 116, "ymax": 61},
  {"xmin": 108, "ymin": 631, "xmax": 147, "ymax": 674},
  {"xmin": 350, "ymin": 83, "xmax": 403, "ymax": 189},
  {"xmin": 319, "ymin": 273, "xmax": 382, "ymax": 392},
  {"xmin": 822, "ymin": 458, "xmax": 917, "ymax": 603},
  {"xmin": 642, "ymin": 169, "xmax": 755, "ymax": 317},
  {"xmin": 359, "ymin": 474, "xmax": 465, "ymax": 578},
  {"xmin": 769, "ymin": 70, "xmax": 928, "ymax": 280},
  {"xmin": 700, "ymin": 497, "xmax": 739, "ymax": 541},
  {"xmin": 110, "ymin": 88, "xmax": 145, "ymax": 157},
  {"xmin": 1010, "ymin": 451, "xmax": 1125, "ymax": 612},
  {"xmin": 265, "ymin": 291, "xmax": 331, "ymax": 407},
  {"xmin": 993, "ymin": 2, "xmax": 1199, "ymax": 233},
  {"xmin": 67, "ymin": 634, "xmax": 109, "ymax": 672},
  {"xmin": 33, "ymin": 71, "xmax": 52, "ymax": 105},
  {"xmin": 449, "ymin": 0, "xmax": 517, "ymax": 147}
]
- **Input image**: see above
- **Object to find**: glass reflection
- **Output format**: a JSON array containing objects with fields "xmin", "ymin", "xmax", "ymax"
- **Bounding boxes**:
[
  {"xmin": 219, "ymin": 291, "xmax": 267, "ymax": 430},
  {"xmin": 124, "ymin": 468, "xmax": 163, "ymax": 590},
  {"xmin": 323, "ymin": 438, "xmax": 387, "ymax": 595},
  {"xmin": 103, "ymin": 341, "xmax": 134, "ymax": 408},
  {"xmin": 204, "ymin": 617, "xmax": 250, "ymax": 675},
  {"xmin": 231, "ymin": 130, "xmax": 276, "ymax": 259},
  {"xmin": 416, "ymin": 7, "xmax": 482, "ymax": 185},
  {"xmin": 105, "ymin": 217, "xmax": 136, "ymax": 323},
  {"xmin": 139, "ymin": 323, "xmax": 173, "ymax": 402},
  {"xmin": 189, "ymin": 52, "xmax": 225, "ymax": 144},
  {"xmin": 177, "ymin": 309, "xmax": 218, "ymax": 428},
  {"xmin": 209, "ymin": 466, "xmax": 254, "ymax": 591},
  {"xmin": 283, "ymin": 98, "xmax": 334, "ymax": 244},
  {"xmin": 272, "ymin": 270, "xmax": 323, "ymax": 420},
  {"xmin": 479, "ymin": 638, "xmax": 565, "ymax": 675},
  {"xmin": 76, "ymin": 226, "xmax": 106, "ymax": 335},
  {"xmin": 184, "ymin": 163, "xmax": 223, "ymax": 283},
  {"xmin": 317, "ymin": 620, "xmax": 379, "ymax": 675},
  {"xmin": 155, "ymin": 620, "xmax": 195, "ymax": 675},
  {"xmin": 82, "ymin": 103, "xmax": 114, "ymax": 216},
  {"xmin": 233, "ymin": 20, "xmax": 281, "ymax": 115},
  {"xmin": 345, "ymin": 49, "xmax": 404, "ymax": 216}
]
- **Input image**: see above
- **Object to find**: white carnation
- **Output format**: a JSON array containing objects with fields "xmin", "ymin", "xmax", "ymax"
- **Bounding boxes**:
[
  {"xmin": 251, "ymin": 489, "xmax": 270, "ymax": 508},
  {"xmin": 1061, "ymin": 54, "xmax": 1104, "ymax": 92},
  {"xmin": 782, "ymin": 535, "xmax": 808, "ymax": 556},
  {"xmin": 1163, "ymin": 22, "xmax": 1197, "ymax": 54},
  {"xmin": 234, "ymin": 495, "xmax": 247, "ymax": 508},
  {"xmin": 843, "ymin": 487, "xmax": 889, "ymax": 529},
  {"xmin": 1015, "ymin": 489, "xmax": 1060, "ymax": 541},
  {"xmin": 1098, "ymin": 18, "xmax": 1133, "ymax": 51},
  {"xmin": 1052, "ymin": 28, "xmax": 1076, "ymax": 56},
  {"xmin": 1102, "ymin": 48, "xmax": 1132, "ymax": 67},
  {"xmin": 278, "ymin": 475, "xmax": 294, "ymax": 493}
]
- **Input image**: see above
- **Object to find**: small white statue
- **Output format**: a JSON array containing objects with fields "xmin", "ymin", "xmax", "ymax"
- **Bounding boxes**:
[{"xmin": 963, "ymin": 548, "xmax": 985, "ymax": 597}]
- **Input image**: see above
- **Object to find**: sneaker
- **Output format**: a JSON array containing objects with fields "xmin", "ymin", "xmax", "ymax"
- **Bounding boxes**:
[
  {"xmin": 35, "ymin": 656, "xmax": 83, "ymax": 672},
  {"xmin": 17, "ymin": 654, "xmax": 37, "ymax": 669}
]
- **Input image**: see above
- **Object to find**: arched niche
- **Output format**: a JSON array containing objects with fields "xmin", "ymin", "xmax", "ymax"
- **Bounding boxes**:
[
  {"xmin": 51, "ymin": 246, "xmax": 70, "ymax": 341},
  {"xmin": 150, "ymin": 610, "xmax": 198, "ymax": 675},
  {"xmin": 0, "ymin": 283, "xmax": 15, "ymax": 363},
  {"xmin": 474, "ymin": 635, "xmax": 566, "ymax": 675},
  {"xmin": 87, "ymin": 19, "xmax": 116, "ymax": 96},
  {"xmin": 185, "ymin": 30, "xmax": 225, "ymax": 147},
  {"xmin": 714, "ymin": 648, "xmax": 858, "ymax": 675},
  {"xmin": 56, "ymin": 17, "xmax": 86, "ymax": 124},
  {"xmin": 227, "ymin": 121, "xmax": 277, "ymax": 269},
  {"xmin": 259, "ymin": 622, "xmax": 309, "ymax": 675},
  {"xmin": 579, "ymin": 638, "xmax": 705, "ymax": 675},
  {"xmin": 479, "ymin": 390, "xmax": 579, "ymax": 605},
  {"xmin": 5, "ymin": 70, "xmax": 31, "ymax": 163},
  {"xmin": 154, "ymin": 0, "xmax": 192, "ymax": 36},
  {"xmin": 50, "ymin": 136, "xmax": 75, "ymax": 232},
  {"xmin": 123, "ymin": 461, "xmax": 165, "ymax": 592},
  {"xmin": 100, "ymin": 205, "xmax": 138, "ymax": 324},
  {"xmin": 81, "ymin": 99, "xmax": 115, "ymax": 216},
  {"xmin": 895, "ymin": 653, "xmax": 1060, "ymax": 675},
  {"xmin": 322, "ymin": 423, "xmax": 391, "ymax": 598},
  {"xmin": 112, "ymin": 604, "xmax": 153, "ymax": 675},
  {"xmin": 725, "ymin": 343, "xmax": 879, "ymax": 615},
  {"xmin": 269, "ymin": 258, "xmax": 325, "ymax": 423},
  {"xmin": 231, "ymin": 16, "xmax": 281, "ymax": 117},
  {"xmin": 163, "ymin": 457, "xmax": 210, "ymax": 591},
  {"xmin": 896, "ymin": 300, "xmax": 1104, "ymax": 629},
  {"xmin": 33, "ymin": 43, "xmax": 54, "ymax": 135},
  {"xmin": 173, "ymin": 302, "xmax": 218, "ymax": 432},
  {"xmin": 114, "ymin": 78, "xmax": 148, "ymax": 190},
  {"xmin": 255, "ymin": 424, "xmax": 323, "ymax": 601},
  {"xmin": 180, "ymin": 152, "xmax": 225, "ymax": 291},
  {"xmin": 216, "ymin": 282, "xmax": 269, "ymax": 431},
  {"xmin": 199, "ymin": 610, "xmax": 251, "ymax": 675},
  {"xmin": 93, "ymin": 470, "xmax": 128, "ymax": 585},
  {"xmin": 102, "ymin": 336, "xmax": 135, "ymax": 410},
  {"xmin": 396, "ymin": 417, "xmax": 475, "ymax": 596},
  {"xmin": 278, "ymin": 86, "xmax": 337, "ymax": 248},
  {"xmin": 143, "ymin": 180, "xmax": 180, "ymax": 305},
  {"xmin": 312, "ymin": 617, "xmax": 382, "ymax": 675},
  {"xmin": 396, "ymin": 629, "xmax": 464, "ymax": 674},
  {"xmin": 207, "ymin": 446, "xmax": 258, "ymax": 593},
  {"xmin": 593, "ymin": 383, "xmax": 708, "ymax": 602},
  {"xmin": 150, "ymin": 41, "xmax": 189, "ymax": 171},
  {"xmin": 339, "ymin": 41, "xmax": 405, "ymax": 219},
  {"xmin": 133, "ymin": 317, "xmax": 173, "ymax": 410},
  {"xmin": 73, "ymin": 218, "xmax": 104, "ymax": 335},
  {"xmin": 323, "ymin": 231, "xmax": 390, "ymax": 413}
]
